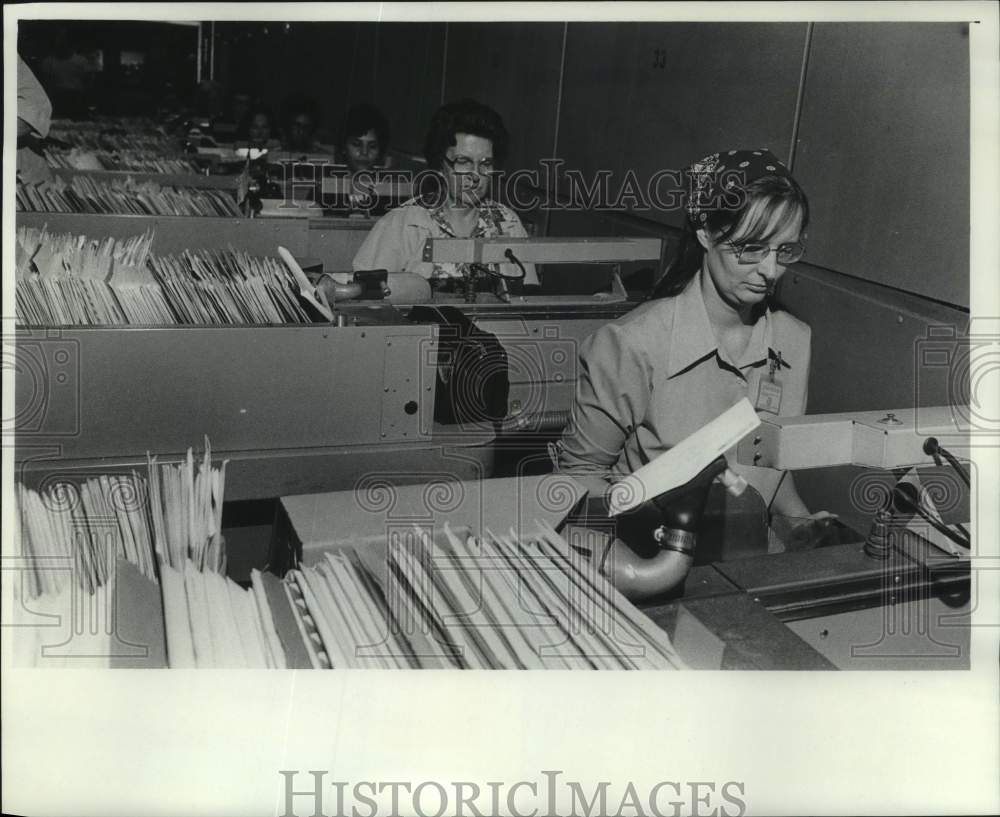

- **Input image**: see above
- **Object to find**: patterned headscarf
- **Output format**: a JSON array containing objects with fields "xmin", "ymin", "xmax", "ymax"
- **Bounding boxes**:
[{"xmin": 686, "ymin": 148, "xmax": 792, "ymax": 225}]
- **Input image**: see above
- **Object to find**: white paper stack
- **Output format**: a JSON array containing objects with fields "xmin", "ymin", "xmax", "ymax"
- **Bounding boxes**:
[{"xmin": 159, "ymin": 561, "xmax": 287, "ymax": 668}]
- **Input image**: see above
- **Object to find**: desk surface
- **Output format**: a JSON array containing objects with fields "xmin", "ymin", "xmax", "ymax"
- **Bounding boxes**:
[{"xmin": 643, "ymin": 593, "xmax": 837, "ymax": 670}]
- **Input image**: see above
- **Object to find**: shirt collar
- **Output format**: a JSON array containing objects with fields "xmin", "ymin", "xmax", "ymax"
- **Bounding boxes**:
[
  {"xmin": 421, "ymin": 198, "xmax": 505, "ymax": 238},
  {"xmin": 666, "ymin": 270, "xmax": 783, "ymax": 378}
]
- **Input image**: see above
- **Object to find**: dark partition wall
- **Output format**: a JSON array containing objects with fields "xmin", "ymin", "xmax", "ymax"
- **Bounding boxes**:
[
  {"xmin": 368, "ymin": 23, "xmax": 447, "ymax": 157},
  {"xmin": 18, "ymin": 20, "xmax": 199, "ymax": 117},
  {"xmin": 558, "ymin": 22, "xmax": 807, "ymax": 227},
  {"xmin": 216, "ymin": 22, "xmax": 359, "ymax": 143},
  {"xmin": 792, "ymin": 23, "xmax": 970, "ymax": 308},
  {"xmin": 442, "ymin": 23, "xmax": 565, "ymax": 173}
]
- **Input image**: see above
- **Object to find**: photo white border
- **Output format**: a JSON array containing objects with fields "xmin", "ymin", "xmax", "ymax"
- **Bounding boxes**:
[{"xmin": 3, "ymin": 3, "xmax": 998, "ymax": 815}]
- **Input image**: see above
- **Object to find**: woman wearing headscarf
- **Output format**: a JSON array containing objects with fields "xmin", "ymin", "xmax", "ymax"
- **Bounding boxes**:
[{"xmin": 555, "ymin": 148, "xmax": 833, "ymax": 596}]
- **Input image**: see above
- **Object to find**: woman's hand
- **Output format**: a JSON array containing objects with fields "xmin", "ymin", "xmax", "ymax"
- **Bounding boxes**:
[{"xmin": 772, "ymin": 510, "xmax": 840, "ymax": 551}]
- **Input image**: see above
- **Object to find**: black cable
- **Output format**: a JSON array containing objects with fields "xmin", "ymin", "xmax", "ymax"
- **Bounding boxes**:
[
  {"xmin": 469, "ymin": 255, "xmax": 525, "ymax": 285},
  {"xmin": 893, "ymin": 482, "xmax": 970, "ymax": 550},
  {"xmin": 766, "ymin": 469, "xmax": 789, "ymax": 515},
  {"xmin": 502, "ymin": 248, "xmax": 527, "ymax": 280},
  {"xmin": 469, "ymin": 249, "xmax": 527, "ymax": 281},
  {"xmin": 922, "ymin": 437, "xmax": 970, "ymax": 487},
  {"xmin": 599, "ymin": 537, "xmax": 613, "ymax": 574},
  {"xmin": 938, "ymin": 445, "xmax": 971, "ymax": 488}
]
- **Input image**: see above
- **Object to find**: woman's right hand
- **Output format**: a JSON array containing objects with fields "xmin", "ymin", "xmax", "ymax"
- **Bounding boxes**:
[{"xmin": 773, "ymin": 511, "xmax": 840, "ymax": 551}]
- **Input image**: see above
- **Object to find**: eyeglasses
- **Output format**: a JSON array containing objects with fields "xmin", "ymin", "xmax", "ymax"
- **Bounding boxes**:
[
  {"xmin": 443, "ymin": 155, "xmax": 496, "ymax": 175},
  {"xmin": 727, "ymin": 241, "xmax": 805, "ymax": 265}
]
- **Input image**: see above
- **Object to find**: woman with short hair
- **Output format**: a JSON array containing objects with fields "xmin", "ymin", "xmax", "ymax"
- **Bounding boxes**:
[{"xmin": 352, "ymin": 98, "xmax": 538, "ymax": 289}]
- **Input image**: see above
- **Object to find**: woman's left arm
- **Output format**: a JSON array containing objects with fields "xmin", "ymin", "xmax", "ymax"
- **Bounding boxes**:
[
  {"xmin": 768, "ymin": 319, "xmax": 837, "ymax": 537},
  {"xmin": 770, "ymin": 471, "xmax": 811, "ymax": 518}
]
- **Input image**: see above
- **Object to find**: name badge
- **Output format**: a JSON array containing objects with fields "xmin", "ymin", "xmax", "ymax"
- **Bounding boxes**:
[{"xmin": 756, "ymin": 377, "xmax": 783, "ymax": 414}]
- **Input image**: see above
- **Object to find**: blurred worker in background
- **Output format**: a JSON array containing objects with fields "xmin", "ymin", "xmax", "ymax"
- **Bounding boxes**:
[
  {"xmin": 237, "ymin": 104, "xmax": 281, "ymax": 150},
  {"xmin": 337, "ymin": 103, "xmax": 391, "ymax": 173},
  {"xmin": 279, "ymin": 94, "xmax": 325, "ymax": 155}
]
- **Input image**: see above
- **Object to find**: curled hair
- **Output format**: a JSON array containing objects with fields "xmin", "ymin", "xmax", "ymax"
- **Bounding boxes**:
[
  {"xmin": 653, "ymin": 174, "xmax": 809, "ymax": 299},
  {"xmin": 422, "ymin": 99, "xmax": 510, "ymax": 171},
  {"xmin": 338, "ymin": 103, "xmax": 390, "ymax": 157}
]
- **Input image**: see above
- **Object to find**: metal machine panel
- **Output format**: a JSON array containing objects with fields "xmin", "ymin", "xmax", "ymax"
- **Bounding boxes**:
[
  {"xmin": 475, "ymin": 317, "xmax": 588, "ymax": 423},
  {"xmin": 849, "ymin": 406, "xmax": 962, "ymax": 468},
  {"xmin": 785, "ymin": 597, "xmax": 970, "ymax": 670},
  {"xmin": 381, "ymin": 332, "xmax": 437, "ymax": 441},
  {"xmin": 305, "ymin": 218, "xmax": 375, "ymax": 271},
  {"xmin": 12, "ymin": 324, "xmax": 437, "ymax": 463},
  {"xmin": 738, "ymin": 415, "xmax": 855, "ymax": 470},
  {"xmin": 736, "ymin": 406, "xmax": 962, "ymax": 470},
  {"xmin": 16, "ymin": 211, "xmax": 311, "ymax": 259},
  {"xmin": 642, "ymin": 593, "xmax": 836, "ymax": 670},
  {"xmin": 422, "ymin": 236, "xmax": 662, "ymax": 265}
]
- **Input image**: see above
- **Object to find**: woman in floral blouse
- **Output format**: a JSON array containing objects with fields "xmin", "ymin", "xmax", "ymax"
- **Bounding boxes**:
[{"xmin": 352, "ymin": 99, "xmax": 538, "ymax": 289}]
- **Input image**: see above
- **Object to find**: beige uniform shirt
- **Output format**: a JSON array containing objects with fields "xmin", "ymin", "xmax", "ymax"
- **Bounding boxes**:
[
  {"xmin": 555, "ymin": 270, "xmax": 811, "ymax": 504},
  {"xmin": 352, "ymin": 198, "xmax": 538, "ymax": 285}
]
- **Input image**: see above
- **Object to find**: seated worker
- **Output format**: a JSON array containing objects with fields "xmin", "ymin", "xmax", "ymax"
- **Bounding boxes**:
[
  {"xmin": 235, "ymin": 104, "xmax": 282, "ymax": 150},
  {"xmin": 338, "ymin": 103, "xmax": 391, "ymax": 173},
  {"xmin": 215, "ymin": 91, "xmax": 251, "ymax": 139},
  {"xmin": 325, "ymin": 103, "xmax": 397, "ymax": 216},
  {"xmin": 278, "ymin": 94, "xmax": 327, "ymax": 156},
  {"xmin": 272, "ymin": 94, "xmax": 331, "ymax": 205},
  {"xmin": 554, "ymin": 149, "xmax": 833, "ymax": 563},
  {"xmin": 351, "ymin": 98, "xmax": 538, "ymax": 290},
  {"xmin": 16, "ymin": 54, "xmax": 54, "ymax": 186}
]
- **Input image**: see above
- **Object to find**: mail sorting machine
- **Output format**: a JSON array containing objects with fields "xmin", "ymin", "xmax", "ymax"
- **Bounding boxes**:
[
  {"xmin": 13, "ymin": 198, "xmax": 970, "ymax": 668},
  {"xmin": 181, "ymin": 152, "xmax": 416, "ymax": 219},
  {"xmin": 722, "ymin": 407, "xmax": 972, "ymax": 669},
  {"xmin": 271, "ymin": 403, "xmax": 970, "ymax": 670},
  {"xmin": 13, "ymin": 232, "xmax": 661, "ymax": 506},
  {"xmin": 25, "ymin": 163, "xmax": 417, "ymax": 265},
  {"xmin": 182, "ymin": 143, "xmax": 418, "ymax": 219},
  {"xmin": 639, "ymin": 405, "xmax": 969, "ymax": 670},
  {"xmin": 564, "ymin": 403, "xmax": 972, "ymax": 670},
  {"xmin": 250, "ymin": 162, "xmax": 415, "ymax": 218}
]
